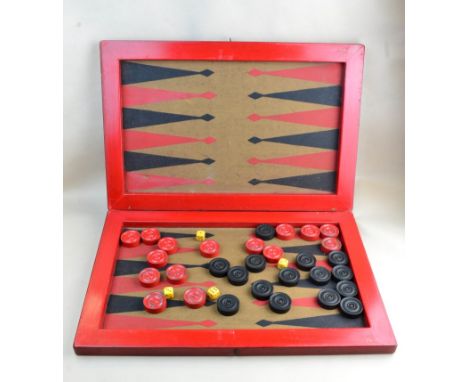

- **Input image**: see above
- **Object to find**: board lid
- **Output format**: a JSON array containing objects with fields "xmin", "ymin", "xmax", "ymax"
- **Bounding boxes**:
[{"xmin": 100, "ymin": 41, "xmax": 364, "ymax": 211}]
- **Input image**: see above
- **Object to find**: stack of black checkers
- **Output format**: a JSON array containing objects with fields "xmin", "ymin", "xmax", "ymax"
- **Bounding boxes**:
[
  {"xmin": 251, "ymin": 280, "xmax": 291, "ymax": 314},
  {"xmin": 207, "ymin": 258, "xmax": 248, "ymax": 316},
  {"xmin": 208, "ymin": 258, "xmax": 249, "ymax": 286},
  {"xmin": 315, "ymin": 250, "xmax": 363, "ymax": 318}
]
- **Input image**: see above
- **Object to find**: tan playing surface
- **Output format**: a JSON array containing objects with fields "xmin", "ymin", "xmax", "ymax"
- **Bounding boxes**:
[{"xmin": 104, "ymin": 227, "xmax": 365, "ymax": 330}]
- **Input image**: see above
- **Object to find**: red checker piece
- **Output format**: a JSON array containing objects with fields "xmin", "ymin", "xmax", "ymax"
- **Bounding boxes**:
[
  {"xmin": 157, "ymin": 237, "xmax": 179, "ymax": 254},
  {"xmin": 143, "ymin": 291, "xmax": 167, "ymax": 314},
  {"xmin": 138, "ymin": 267, "xmax": 161, "ymax": 287},
  {"xmin": 199, "ymin": 239, "xmax": 220, "ymax": 258},
  {"xmin": 263, "ymin": 245, "xmax": 284, "ymax": 263},
  {"xmin": 321, "ymin": 237, "xmax": 342, "ymax": 254},
  {"xmin": 183, "ymin": 287, "xmax": 206, "ymax": 309},
  {"xmin": 245, "ymin": 237, "xmax": 265, "ymax": 254},
  {"xmin": 320, "ymin": 224, "xmax": 340, "ymax": 238},
  {"xmin": 166, "ymin": 264, "xmax": 188, "ymax": 284},
  {"xmin": 141, "ymin": 228, "xmax": 161, "ymax": 245},
  {"xmin": 120, "ymin": 230, "xmax": 140, "ymax": 247},
  {"xmin": 275, "ymin": 223, "xmax": 296, "ymax": 240},
  {"xmin": 300, "ymin": 224, "xmax": 321, "ymax": 241},
  {"xmin": 146, "ymin": 249, "xmax": 168, "ymax": 269}
]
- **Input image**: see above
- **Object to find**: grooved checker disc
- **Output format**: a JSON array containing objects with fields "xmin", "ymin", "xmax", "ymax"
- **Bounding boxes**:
[
  {"xmin": 278, "ymin": 268, "xmax": 300, "ymax": 287},
  {"xmin": 295, "ymin": 251, "xmax": 316, "ymax": 270},
  {"xmin": 317, "ymin": 288, "xmax": 341, "ymax": 309},
  {"xmin": 332, "ymin": 265, "xmax": 354, "ymax": 281},
  {"xmin": 120, "ymin": 230, "xmax": 140, "ymax": 247},
  {"xmin": 269, "ymin": 292, "xmax": 292, "ymax": 314},
  {"xmin": 199, "ymin": 239, "xmax": 220, "ymax": 258},
  {"xmin": 157, "ymin": 237, "xmax": 179, "ymax": 254},
  {"xmin": 251, "ymin": 280, "xmax": 274, "ymax": 300},
  {"xmin": 245, "ymin": 237, "xmax": 265, "ymax": 254},
  {"xmin": 328, "ymin": 250, "xmax": 349, "ymax": 266},
  {"xmin": 255, "ymin": 224, "xmax": 275, "ymax": 241},
  {"xmin": 309, "ymin": 266, "xmax": 331, "ymax": 285},
  {"xmin": 275, "ymin": 223, "xmax": 296, "ymax": 240},
  {"xmin": 300, "ymin": 224, "xmax": 320, "ymax": 241},
  {"xmin": 336, "ymin": 280, "xmax": 358, "ymax": 298},
  {"xmin": 245, "ymin": 254, "xmax": 266, "ymax": 273},
  {"xmin": 227, "ymin": 266, "xmax": 249, "ymax": 286},
  {"xmin": 321, "ymin": 237, "xmax": 342, "ymax": 254},
  {"xmin": 138, "ymin": 267, "xmax": 160, "ymax": 287},
  {"xmin": 208, "ymin": 257, "xmax": 230, "ymax": 277},
  {"xmin": 184, "ymin": 287, "xmax": 207, "ymax": 309},
  {"xmin": 263, "ymin": 245, "xmax": 284, "ymax": 263},
  {"xmin": 143, "ymin": 291, "xmax": 166, "ymax": 314},
  {"xmin": 217, "ymin": 294, "xmax": 240, "ymax": 316},
  {"xmin": 340, "ymin": 297, "xmax": 363, "ymax": 317},
  {"xmin": 320, "ymin": 224, "xmax": 340, "ymax": 238},
  {"xmin": 141, "ymin": 228, "xmax": 160, "ymax": 245},
  {"xmin": 166, "ymin": 264, "xmax": 187, "ymax": 284},
  {"xmin": 146, "ymin": 249, "xmax": 168, "ymax": 269}
]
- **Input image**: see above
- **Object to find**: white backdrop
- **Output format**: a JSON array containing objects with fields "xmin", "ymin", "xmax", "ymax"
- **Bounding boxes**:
[{"xmin": 64, "ymin": 1, "xmax": 404, "ymax": 381}]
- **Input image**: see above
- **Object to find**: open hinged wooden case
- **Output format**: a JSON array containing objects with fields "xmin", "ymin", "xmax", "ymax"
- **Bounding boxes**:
[{"xmin": 74, "ymin": 41, "xmax": 396, "ymax": 355}]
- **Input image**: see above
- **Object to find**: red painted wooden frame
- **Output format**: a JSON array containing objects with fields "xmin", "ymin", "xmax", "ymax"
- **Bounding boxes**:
[
  {"xmin": 101, "ymin": 41, "xmax": 364, "ymax": 211},
  {"xmin": 74, "ymin": 210, "xmax": 396, "ymax": 355}
]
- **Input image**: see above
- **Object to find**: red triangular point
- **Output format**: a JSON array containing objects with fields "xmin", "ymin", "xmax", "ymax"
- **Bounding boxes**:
[
  {"xmin": 122, "ymin": 86, "xmax": 217, "ymax": 106},
  {"xmin": 249, "ymin": 108, "xmax": 340, "ymax": 128},
  {"xmin": 248, "ymin": 64, "xmax": 343, "ymax": 84},
  {"xmin": 247, "ymin": 151, "xmax": 337, "ymax": 171},
  {"xmin": 126, "ymin": 172, "xmax": 215, "ymax": 191},
  {"xmin": 104, "ymin": 314, "xmax": 218, "ymax": 329},
  {"xmin": 124, "ymin": 131, "xmax": 216, "ymax": 150}
]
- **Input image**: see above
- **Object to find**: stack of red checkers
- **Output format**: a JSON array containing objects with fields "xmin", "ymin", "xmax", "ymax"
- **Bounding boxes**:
[
  {"xmin": 138, "ymin": 267, "xmax": 161, "ymax": 287},
  {"xmin": 141, "ymin": 228, "xmax": 161, "ymax": 245},
  {"xmin": 120, "ymin": 230, "xmax": 140, "ymax": 247},
  {"xmin": 143, "ymin": 291, "xmax": 167, "ymax": 313},
  {"xmin": 166, "ymin": 264, "xmax": 188, "ymax": 284},
  {"xmin": 300, "ymin": 224, "xmax": 320, "ymax": 241},
  {"xmin": 320, "ymin": 224, "xmax": 340, "ymax": 238},
  {"xmin": 263, "ymin": 245, "xmax": 284, "ymax": 263},
  {"xmin": 199, "ymin": 239, "xmax": 220, "ymax": 258},
  {"xmin": 321, "ymin": 237, "xmax": 343, "ymax": 254},
  {"xmin": 275, "ymin": 223, "xmax": 296, "ymax": 240},
  {"xmin": 183, "ymin": 287, "xmax": 206, "ymax": 309},
  {"xmin": 146, "ymin": 249, "xmax": 168, "ymax": 269},
  {"xmin": 157, "ymin": 237, "xmax": 178, "ymax": 254},
  {"xmin": 245, "ymin": 237, "xmax": 264, "ymax": 254}
]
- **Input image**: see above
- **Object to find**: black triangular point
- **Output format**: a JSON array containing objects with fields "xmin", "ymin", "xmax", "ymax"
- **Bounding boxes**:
[
  {"xmin": 248, "ymin": 136, "xmax": 262, "ymax": 144},
  {"xmin": 202, "ymin": 158, "xmax": 215, "ymax": 165},
  {"xmin": 249, "ymin": 92, "xmax": 263, "ymax": 99},
  {"xmin": 200, "ymin": 69, "xmax": 214, "ymax": 76},
  {"xmin": 282, "ymin": 244, "xmax": 322, "ymax": 254},
  {"xmin": 256, "ymin": 320, "xmax": 272, "ymax": 327},
  {"xmin": 249, "ymin": 179, "xmax": 262, "ymax": 186},
  {"xmin": 201, "ymin": 114, "xmax": 215, "ymax": 121}
]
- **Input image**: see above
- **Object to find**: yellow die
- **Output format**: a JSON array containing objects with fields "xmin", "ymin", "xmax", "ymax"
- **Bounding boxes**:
[
  {"xmin": 163, "ymin": 286, "xmax": 174, "ymax": 300},
  {"xmin": 277, "ymin": 258, "xmax": 289, "ymax": 270},
  {"xmin": 196, "ymin": 230, "xmax": 206, "ymax": 241},
  {"xmin": 207, "ymin": 286, "xmax": 221, "ymax": 301}
]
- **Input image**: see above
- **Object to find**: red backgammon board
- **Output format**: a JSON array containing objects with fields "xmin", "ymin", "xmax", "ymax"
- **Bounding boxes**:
[{"xmin": 73, "ymin": 41, "xmax": 396, "ymax": 355}]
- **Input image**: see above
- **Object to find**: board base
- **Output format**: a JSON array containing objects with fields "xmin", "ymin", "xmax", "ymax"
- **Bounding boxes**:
[{"xmin": 74, "ymin": 210, "xmax": 396, "ymax": 355}]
